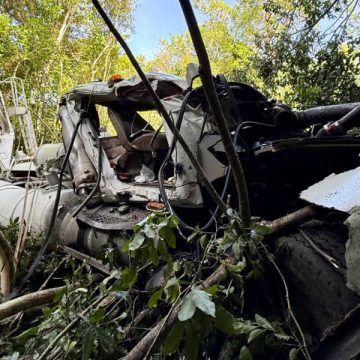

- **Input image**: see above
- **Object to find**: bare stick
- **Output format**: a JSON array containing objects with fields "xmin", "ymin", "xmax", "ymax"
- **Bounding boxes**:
[
  {"xmin": 0, "ymin": 286, "xmax": 64, "ymax": 320},
  {"xmin": 91, "ymin": 0, "xmax": 227, "ymax": 215},
  {"xmin": 0, "ymin": 231, "xmax": 14, "ymax": 299},
  {"xmin": 265, "ymin": 249, "xmax": 311, "ymax": 360},
  {"xmin": 262, "ymin": 205, "xmax": 317, "ymax": 234},
  {"xmin": 38, "ymin": 258, "xmax": 66, "ymax": 291},
  {"xmin": 179, "ymin": 0, "xmax": 251, "ymax": 229},
  {"xmin": 123, "ymin": 263, "xmax": 229, "ymax": 360}
]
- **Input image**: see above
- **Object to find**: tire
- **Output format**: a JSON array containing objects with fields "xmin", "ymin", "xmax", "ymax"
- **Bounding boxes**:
[{"xmin": 273, "ymin": 224, "xmax": 360, "ymax": 342}]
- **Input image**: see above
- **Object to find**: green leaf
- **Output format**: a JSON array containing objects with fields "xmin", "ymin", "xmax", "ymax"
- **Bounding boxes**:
[
  {"xmin": 187, "ymin": 228, "xmax": 200, "ymax": 243},
  {"xmin": 163, "ymin": 321, "xmax": 185, "ymax": 354},
  {"xmin": 289, "ymin": 348, "xmax": 299, "ymax": 360},
  {"xmin": 168, "ymin": 214, "xmax": 179, "ymax": 228},
  {"xmin": 143, "ymin": 223, "xmax": 157, "ymax": 238},
  {"xmin": 227, "ymin": 257, "xmax": 246, "ymax": 273},
  {"xmin": 164, "ymin": 277, "xmax": 180, "ymax": 303},
  {"xmin": 82, "ymin": 329, "xmax": 95, "ymax": 360},
  {"xmin": 119, "ymin": 266, "xmax": 137, "ymax": 290},
  {"xmin": 253, "ymin": 223, "xmax": 272, "ymax": 236},
  {"xmin": 248, "ymin": 328, "xmax": 263, "ymax": 343},
  {"xmin": 215, "ymin": 306, "xmax": 235, "ymax": 335},
  {"xmin": 178, "ymin": 293, "xmax": 197, "ymax": 321},
  {"xmin": 239, "ymin": 345, "xmax": 254, "ymax": 360},
  {"xmin": 274, "ymin": 332, "xmax": 291, "ymax": 341},
  {"xmin": 53, "ymin": 287, "xmax": 66, "ymax": 303},
  {"xmin": 14, "ymin": 326, "xmax": 39, "ymax": 344},
  {"xmin": 89, "ymin": 308, "xmax": 105, "ymax": 323},
  {"xmin": 199, "ymin": 234, "xmax": 208, "ymax": 249},
  {"xmin": 148, "ymin": 288, "xmax": 163, "ymax": 308},
  {"xmin": 234, "ymin": 320, "xmax": 257, "ymax": 335},
  {"xmin": 191, "ymin": 289, "xmax": 216, "ymax": 318},
  {"xmin": 205, "ymin": 285, "xmax": 218, "ymax": 295},
  {"xmin": 148, "ymin": 241, "xmax": 159, "ymax": 266},
  {"xmin": 158, "ymin": 238, "xmax": 169, "ymax": 257},
  {"xmin": 163, "ymin": 227, "xmax": 176, "ymax": 248},
  {"xmin": 255, "ymin": 314, "xmax": 273, "ymax": 330},
  {"xmin": 232, "ymin": 241, "xmax": 241, "ymax": 259},
  {"xmin": 128, "ymin": 232, "xmax": 145, "ymax": 251}
]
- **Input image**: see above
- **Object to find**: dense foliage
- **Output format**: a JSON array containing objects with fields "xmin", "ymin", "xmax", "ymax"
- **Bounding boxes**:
[
  {"xmin": 149, "ymin": 0, "xmax": 360, "ymax": 108},
  {"xmin": 0, "ymin": 0, "xmax": 137, "ymax": 145}
]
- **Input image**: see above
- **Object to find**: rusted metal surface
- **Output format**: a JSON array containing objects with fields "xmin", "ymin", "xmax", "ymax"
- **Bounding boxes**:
[{"xmin": 74, "ymin": 203, "xmax": 149, "ymax": 231}]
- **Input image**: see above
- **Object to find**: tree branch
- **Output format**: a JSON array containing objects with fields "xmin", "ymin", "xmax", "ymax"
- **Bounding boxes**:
[
  {"xmin": 178, "ymin": 0, "xmax": 251, "ymax": 229},
  {"xmin": 0, "ymin": 286, "xmax": 64, "ymax": 320}
]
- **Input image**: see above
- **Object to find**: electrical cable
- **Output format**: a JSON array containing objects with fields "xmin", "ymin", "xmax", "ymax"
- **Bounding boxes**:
[
  {"xmin": 238, "ymin": 121, "xmax": 277, "ymax": 131},
  {"xmin": 218, "ymin": 74, "xmax": 249, "ymax": 151},
  {"xmin": 150, "ymin": 123, "xmax": 163, "ymax": 157},
  {"xmin": 8, "ymin": 109, "xmax": 88, "ymax": 299}
]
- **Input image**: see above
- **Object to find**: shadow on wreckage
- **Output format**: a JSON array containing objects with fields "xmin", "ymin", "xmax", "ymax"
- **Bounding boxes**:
[{"xmin": 2, "ymin": 70, "xmax": 360, "ymax": 358}]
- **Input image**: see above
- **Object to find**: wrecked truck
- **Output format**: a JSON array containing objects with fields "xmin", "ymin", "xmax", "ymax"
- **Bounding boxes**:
[{"xmin": 2, "ymin": 70, "xmax": 360, "ymax": 358}]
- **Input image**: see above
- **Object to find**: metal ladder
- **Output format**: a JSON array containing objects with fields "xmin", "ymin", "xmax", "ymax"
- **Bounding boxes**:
[{"xmin": 0, "ymin": 77, "xmax": 37, "ymax": 155}]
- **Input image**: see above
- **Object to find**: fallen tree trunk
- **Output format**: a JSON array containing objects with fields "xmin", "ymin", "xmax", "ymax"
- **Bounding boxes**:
[
  {"xmin": 123, "ymin": 264, "xmax": 228, "ymax": 360},
  {"xmin": 0, "ymin": 286, "xmax": 65, "ymax": 321}
]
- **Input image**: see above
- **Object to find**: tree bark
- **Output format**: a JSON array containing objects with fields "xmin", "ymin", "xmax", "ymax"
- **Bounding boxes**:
[
  {"xmin": 263, "ymin": 205, "xmax": 317, "ymax": 234},
  {"xmin": 0, "ymin": 286, "xmax": 64, "ymax": 320}
]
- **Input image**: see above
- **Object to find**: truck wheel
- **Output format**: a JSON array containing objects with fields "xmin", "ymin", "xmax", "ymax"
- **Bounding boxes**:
[{"xmin": 273, "ymin": 225, "xmax": 360, "ymax": 343}]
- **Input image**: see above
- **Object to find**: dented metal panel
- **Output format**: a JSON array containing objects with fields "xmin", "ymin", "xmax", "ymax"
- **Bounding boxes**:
[
  {"xmin": 300, "ymin": 167, "xmax": 360, "ymax": 213},
  {"xmin": 162, "ymin": 96, "xmax": 205, "ymax": 206}
]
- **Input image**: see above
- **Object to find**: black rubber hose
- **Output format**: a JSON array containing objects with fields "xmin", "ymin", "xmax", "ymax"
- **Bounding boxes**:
[
  {"xmin": 218, "ymin": 74, "xmax": 249, "ymax": 151},
  {"xmin": 238, "ymin": 121, "xmax": 276, "ymax": 132},
  {"xmin": 8, "ymin": 110, "xmax": 87, "ymax": 299},
  {"xmin": 316, "ymin": 104, "xmax": 360, "ymax": 137},
  {"xmin": 150, "ymin": 123, "xmax": 163, "ymax": 157}
]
